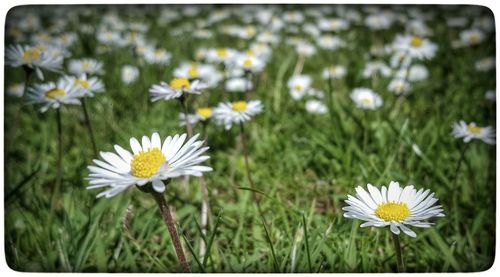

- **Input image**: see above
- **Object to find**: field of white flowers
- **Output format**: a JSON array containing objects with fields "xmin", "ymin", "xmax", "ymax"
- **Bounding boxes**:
[{"xmin": 3, "ymin": 4, "xmax": 496, "ymax": 273}]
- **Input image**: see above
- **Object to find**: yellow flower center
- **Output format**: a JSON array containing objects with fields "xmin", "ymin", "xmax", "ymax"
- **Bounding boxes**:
[
  {"xmin": 467, "ymin": 124, "xmax": 482, "ymax": 134},
  {"xmin": 375, "ymin": 202, "xmax": 411, "ymax": 221},
  {"xmin": 188, "ymin": 65, "xmax": 198, "ymax": 78},
  {"xmin": 74, "ymin": 79, "xmax": 90, "ymax": 89},
  {"xmin": 246, "ymin": 49, "xmax": 255, "ymax": 56},
  {"xmin": 294, "ymin": 85, "xmax": 303, "ymax": 92},
  {"xmin": 243, "ymin": 59, "xmax": 253, "ymax": 67},
  {"xmin": 82, "ymin": 62, "xmax": 91, "ymax": 70},
  {"xmin": 130, "ymin": 148, "xmax": 166, "ymax": 178},
  {"xmin": 469, "ymin": 35, "xmax": 480, "ymax": 45},
  {"xmin": 361, "ymin": 98, "xmax": 373, "ymax": 105},
  {"xmin": 45, "ymin": 88, "xmax": 65, "ymax": 99},
  {"xmin": 22, "ymin": 48, "xmax": 41, "ymax": 62},
  {"xmin": 232, "ymin": 101, "xmax": 247, "ymax": 112},
  {"xmin": 196, "ymin": 107, "xmax": 213, "ymax": 119},
  {"xmin": 170, "ymin": 78, "xmax": 190, "ymax": 90},
  {"xmin": 216, "ymin": 48, "xmax": 228, "ymax": 58},
  {"xmin": 410, "ymin": 36, "xmax": 423, "ymax": 48}
]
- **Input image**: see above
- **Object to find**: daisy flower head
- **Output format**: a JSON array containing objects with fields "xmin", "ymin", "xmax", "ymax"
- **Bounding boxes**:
[
  {"xmin": 5, "ymin": 44, "xmax": 63, "ymax": 80},
  {"xmin": 350, "ymin": 88, "xmax": 383, "ymax": 110},
  {"xmin": 121, "ymin": 65, "xmax": 139, "ymax": 84},
  {"xmin": 452, "ymin": 121, "xmax": 495, "ymax": 145},
  {"xmin": 343, "ymin": 181, "xmax": 445, "ymax": 237},
  {"xmin": 87, "ymin": 132, "xmax": 212, "ymax": 198},
  {"xmin": 316, "ymin": 35, "xmax": 345, "ymax": 50},
  {"xmin": 408, "ymin": 64, "xmax": 429, "ymax": 81},
  {"xmin": 206, "ymin": 47, "xmax": 237, "ymax": 64},
  {"xmin": 317, "ymin": 18, "xmax": 349, "ymax": 32},
  {"xmin": 7, "ymin": 83, "xmax": 25, "ymax": 98},
  {"xmin": 485, "ymin": 90, "xmax": 496, "ymax": 102},
  {"xmin": 305, "ymin": 99, "xmax": 328, "ymax": 114},
  {"xmin": 235, "ymin": 54, "xmax": 265, "ymax": 73},
  {"xmin": 365, "ymin": 14, "xmax": 393, "ymax": 30},
  {"xmin": 388, "ymin": 78, "xmax": 411, "ymax": 96},
  {"xmin": 459, "ymin": 29, "xmax": 485, "ymax": 46},
  {"xmin": 68, "ymin": 58, "xmax": 104, "ymax": 75},
  {"xmin": 213, "ymin": 100, "xmax": 263, "ymax": 130},
  {"xmin": 392, "ymin": 35, "xmax": 438, "ymax": 60},
  {"xmin": 322, "ymin": 65, "xmax": 347, "ymax": 79},
  {"xmin": 179, "ymin": 107, "xmax": 213, "ymax": 127},
  {"xmin": 363, "ymin": 61, "xmax": 392, "ymax": 78},
  {"xmin": 287, "ymin": 75, "xmax": 312, "ymax": 100},
  {"xmin": 27, "ymin": 78, "xmax": 82, "ymax": 112},
  {"xmin": 143, "ymin": 47, "xmax": 172, "ymax": 65},
  {"xmin": 475, "ymin": 56, "xmax": 495, "ymax": 72},
  {"xmin": 149, "ymin": 78, "xmax": 208, "ymax": 102},
  {"xmin": 225, "ymin": 77, "xmax": 253, "ymax": 92},
  {"xmin": 64, "ymin": 74, "xmax": 105, "ymax": 97}
]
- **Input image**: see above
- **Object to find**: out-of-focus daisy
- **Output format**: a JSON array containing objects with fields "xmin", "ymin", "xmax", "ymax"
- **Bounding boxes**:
[
  {"xmin": 351, "ymin": 88, "xmax": 383, "ymax": 110},
  {"xmin": 365, "ymin": 14, "xmax": 393, "ymax": 30},
  {"xmin": 27, "ymin": 78, "xmax": 82, "ymax": 112},
  {"xmin": 287, "ymin": 75, "xmax": 312, "ymax": 100},
  {"xmin": 317, "ymin": 18, "xmax": 349, "ymax": 32},
  {"xmin": 459, "ymin": 29, "xmax": 485, "ymax": 46},
  {"xmin": 206, "ymin": 47, "xmax": 237, "ymax": 64},
  {"xmin": 343, "ymin": 181, "xmax": 445, "ymax": 237},
  {"xmin": 256, "ymin": 31, "xmax": 280, "ymax": 45},
  {"xmin": 121, "ymin": 65, "xmax": 139, "ymax": 84},
  {"xmin": 234, "ymin": 54, "xmax": 265, "ymax": 73},
  {"xmin": 452, "ymin": 121, "xmax": 495, "ymax": 145},
  {"xmin": 68, "ymin": 58, "xmax": 104, "ymax": 75},
  {"xmin": 305, "ymin": 100, "xmax": 328, "ymax": 114},
  {"xmin": 407, "ymin": 64, "xmax": 429, "ymax": 81},
  {"xmin": 179, "ymin": 107, "xmax": 213, "ymax": 126},
  {"xmin": 144, "ymin": 48, "xmax": 172, "ymax": 65},
  {"xmin": 391, "ymin": 35, "xmax": 438, "ymax": 60},
  {"xmin": 322, "ymin": 65, "xmax": 347, "ymax": 79},
  {"xmin": 363, "ymin": 62, "xmax": 392, "ymax": 78},
  {"xmin": 295, "ymin": 41, "xmax": 317, "ymax": 57},
  {"xmin": 316, "ymin": 35, "xmax": 345, "ymax": 50},
  {"xmin": 6, "ymin": 83, "xmax": 25, "ymax": 98},
  {"xmin": 225, "ymin": 77, "xmax": 253, "ymax": 92},
  {"xmin": 475, "ymin": 57, "xmax": 495, "ymax": 72},
  {"xmin": 213, "ymin": 100, "xmax": 263, "ymax": 129},
  {"xmin": 388, "ymin": 79, "xmax": 411, "ymax": 95},
  {"xmin": 87, "ymin": 132, "xmax": 212, "ymax": 198},
  {"xmin": 65, "ymin": 74, "xmax": 105, "ymax": 97},
  {"xmin": 485, "ymin": 90, "xmax": 496, "ymax": 102},
  {"xmin": 282, "ymin": 11, "xmax": 305, "ymax": 24},
  {"xmin": 173, "ymin": 62, "xmax": 223, "ymax": 88},
  {"xmin": 149, "ymin": 78, "xmax": 207, "ymax": 102},
  {"xmin": 5, "ymin": 44, "xmax": 63, "ymax": 80}
]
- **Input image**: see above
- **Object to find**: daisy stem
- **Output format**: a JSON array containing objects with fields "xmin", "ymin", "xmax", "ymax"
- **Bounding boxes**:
[
  {"xmin": 180, "ymin": 97, "xmax": 194, "ymax": 138},
  {"xmin": 81, "ymin": 98, "xmax": 98, "ymax": 157},
  {"xmin": 451, "ymin": 142, "xmax": 470, "ymax": 231},
  {"xmin": 49, "ymin": 108, "xmax": 63, "ymax": 220},
  {"xmin": 239, "ymin": 122, "xmax": 264, "ymax": 217},
  {"xmin": 151, "ymin": 191, "xmax": 191, "ymax": 273},
  {"xmin": 391, "ymin": 232, "xmax": 405, "ymax": 272},
  {"xmin": 199, "ymin": 122, "xmax": 210, "ymax": 260},
  {"xmin": 363, "ymin": 111, "xmax": 369, "ymax": 151}
]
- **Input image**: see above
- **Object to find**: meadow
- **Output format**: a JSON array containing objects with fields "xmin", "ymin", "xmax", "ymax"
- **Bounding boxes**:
[{"xmin": 3, "ymin": 4, "xmax": 496, "ymax": 273}]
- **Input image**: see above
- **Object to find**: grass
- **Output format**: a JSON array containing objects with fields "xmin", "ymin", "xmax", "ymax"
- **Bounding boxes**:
[{"xmin": 4, "ymin": 4, "xmax": 496, "ymax": 273}]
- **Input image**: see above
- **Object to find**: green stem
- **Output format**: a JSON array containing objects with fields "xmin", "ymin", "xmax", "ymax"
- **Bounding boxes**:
[
  {"xmin": 48, "ymin": 108, "xmax": 63, "ymax": 237},
  {"xmin": 81, "ymin": 98, "xmax": 98, "ymax": 157},
  {"xmin": 391, "ymin": 232, "xmax": 405, "ymax": 272}
]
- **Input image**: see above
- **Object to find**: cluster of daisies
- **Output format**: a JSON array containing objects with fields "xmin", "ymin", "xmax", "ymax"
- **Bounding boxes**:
[{"xmin": 4, "ymin": 4, "xmax": 496, "ymax": 255}]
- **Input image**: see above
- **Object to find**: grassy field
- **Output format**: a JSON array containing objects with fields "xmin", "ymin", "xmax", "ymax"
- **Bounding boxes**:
[{"xmin": 3, "ymin": 4, "xmax": 496, "ymax": 273}]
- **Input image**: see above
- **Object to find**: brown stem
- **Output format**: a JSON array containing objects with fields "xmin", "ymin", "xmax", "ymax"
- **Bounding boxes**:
[{"xmin": 151, "ymin": 191, "xmax": 191, "ymax": 273}]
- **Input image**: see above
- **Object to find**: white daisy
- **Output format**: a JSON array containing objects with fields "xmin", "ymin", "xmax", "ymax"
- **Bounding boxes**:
[
  {"xmin": 143, "ymin": 48, "xmax": 172, "ymax": 65},
  {"xmin": 388, "ymin": 79, "xmax": 411, "ymax": 96},
  {"xmin": 350, "ymin": 88, "xmax": 383, "ymax": 110},
  {"xmin": 407, "ymin": 64, "xmax": 429, "ymax": 81},
  {"xmin": 459, "ymin": 29, "xmax": 485, "ymax": 46},
  {"xmin": 363, "ymin": 62, "xmax": 392, "ymax": 79},
  {"xmin": 68, "ymin": 58, "xmax": 104, "ymax": 75},
  {"xmin": 365, "ymin": 14, "xmax": 393, "ymax": 30},
  {"xmin": 225, "ymin": 77, "xmax": 253, "ymax": 92},
  {"xmin": 317, "ymin": 18, "xmax": 349, "ymax": 32},
  {"xmin": 5, "ymin": 44, "xmax": 63, "ymax": 80},
  {"xmin": 316, "ymin": 35, "xmax": 345, "ymax": 50},
  {"xmin": 27, "ymin": 78, "xmax": 82, "ymax": 112},
  {"xmin": 475, "ymin": 57, "xmax": 495, "ymax": 72},
  {"xmin": 485, "ymin": 90, "xmax": 496, "ymax": 102},
  {"xmin": 121, "ymin": 65, "xmax": 139, "ymax": 84},
  {"xmin": 149, "ymin": 78, "xmax": 208, "ymax": 102},
  {"xmin": 205, "ymin": 47, "xmax": 237, "ymax": 64},
  {"xmin": 213, "ymin": 100, "xmax": 263, "ymax": 130},
  {"xmin": 87, "ymin": 133, "xmax": 212, "ymax": 198},
  {"xmin": 343, "ymin": 181, "xmax": 445, "ymax": 237},
  {"xmin": 391, "ymin": 35, "xmax": 438, "ymax": 60},
  {"xmin": 305, "ymin": 100, "xmax": 328, "ymax": 114},
  {"xmin": 6, "ymin": 83, "xmax": 25, "ymax": 98},
  {"xmin": 234, "ymin": 54, "xmax": 265, "ymax": 73},
  {"xmin": 287, "ymin": 75, "xmax": 312, "ymax": 100},
  {"xmin": 322, "ymin": 65, "xmax": 347, "ymax": 79},
  {"xmin": 64, "ymin": 74, "xmax": 105, "ymax": 97},
  {"xmin": 179, "ymin": 107, "xmax": 213, "ymax": 126},
  {"xmin": 452, "ymin": 121, "xmax": 495, "ymax": 145}
]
